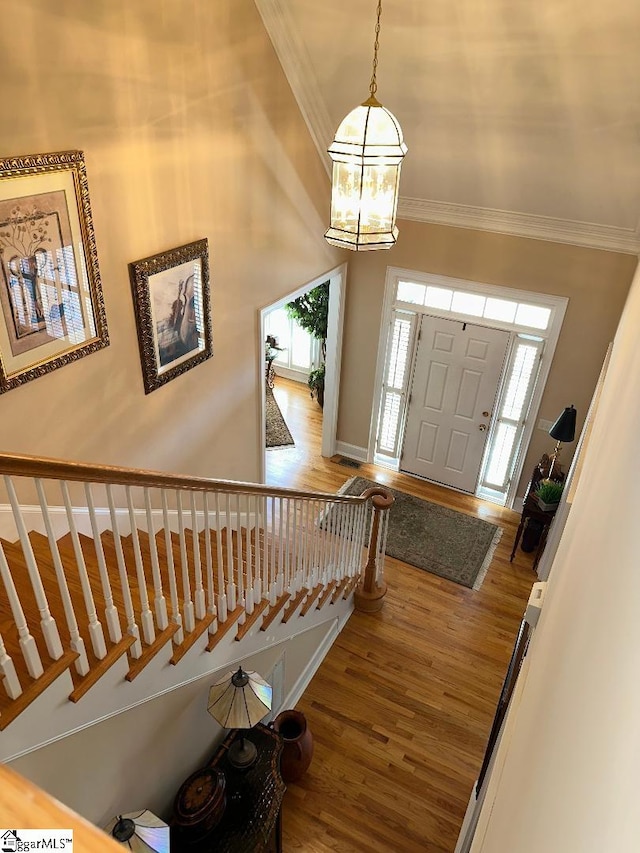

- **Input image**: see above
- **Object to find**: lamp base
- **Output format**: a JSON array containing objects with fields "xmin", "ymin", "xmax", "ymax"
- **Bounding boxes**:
[{"xmin": 228, "ymin": 736, "xmax": 257, "ymax": 769}]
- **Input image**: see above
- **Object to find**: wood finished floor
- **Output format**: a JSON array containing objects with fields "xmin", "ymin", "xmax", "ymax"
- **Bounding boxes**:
[{"xmin": 267, "ymin": 377, "xmax": 536, "ymax": 853}]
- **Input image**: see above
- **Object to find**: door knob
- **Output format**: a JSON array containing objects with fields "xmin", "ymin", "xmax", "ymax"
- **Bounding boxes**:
[
  {"xmin": 482, "ymin": 411, "xmax": 490, "ymax": 418},
  {"xmin": 479, "ymin": 424, "xmax": 487, "ymax": 431}
]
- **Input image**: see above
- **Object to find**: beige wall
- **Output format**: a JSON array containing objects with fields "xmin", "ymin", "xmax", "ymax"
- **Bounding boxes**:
[
  {"xmin": 469, "ymin": 258, "xmax": 640, "ymax": 853},
  {"xmin": 0, "ymin": 0, "xmax": 341, "ymax": 482},
  {"xmin": 338, "ymin": 219, "xmax": 637, "ymax": 494}
]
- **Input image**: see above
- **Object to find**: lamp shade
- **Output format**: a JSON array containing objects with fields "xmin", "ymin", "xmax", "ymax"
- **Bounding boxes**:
[
  {"xmin": 207, "ymin": 667, "xmax": 272, "ymax": 729},
  {"xmin": 549, "ymin": 405, "xmax": 577, "ymax": 443},
  {"xmin": 325, "ymin": 97, "xmax": 407, "ymax": 251},
  {"xmin": 104, "ymin": 810, "xmax": 169, "ymax": 852}
]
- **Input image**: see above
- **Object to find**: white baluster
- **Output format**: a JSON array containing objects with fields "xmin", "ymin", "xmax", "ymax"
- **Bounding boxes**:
[
  {"xmin": 225, "ymin": 494, "xmax": 236, "ymax": 612},
  {"xmin": 176, "ymin": 491, "xmax": 195, "ymax": 633},
  {"xmin": 202, "ymin": 493, "xmax": 217, "ymax": 635},
  {"xmin": 35, "ymin": 480, "xmax": 90, "ymax": 676},
  {"xmin": 125, "ymin": 487, "xmax": 155, "ymax": 645},
  {"xmin": 335, "ymin": 503, "xmax": 347, "ymax": 581},
  {"xmin": 284, "ymin": 497, "xmax": 291, "ymax": 596},
  {"xmin": 189, "ymin": 492, "xmax": 206, "ymax": 620},
  {"xmin": 214, "ymin": 492, "xmax": 227, "ymax": 622},
  {"xmin": 311, "ymin": 500, "xmax": 321, "ymax": 589},
  {"xmin": 244, "ymin": 496, "xmax": 254, "ymax": 614},
  {"xmin": 83, "ymin": 483, "xmax": 121, "ymax": 644},
  {"xmin": 60, "ymin": 481, "xmax": 107, "ymax": 660},
  {"xmin": 0, "ymin": 541, "xmax": 43, "ymax": 679},
  {"xmin": 161, "ymin": 491, "xmax": 183, "ymax": 644},
  {"xmin": 378, "ymin": 508, "xmax": 390, "ymax": 585},
  {"xmin": 144, "ymin": 488, "xmax": 168, "ymax": 631},
  {"xmin": 355, "ymin": 503, "xmax": 367, "ymax": 576},
  {"xmin": 270, "ymin": 496, "xmax": 278, "ymax": 602},
  {"xmin": 349, "ymin": 504, "xmax": 365, "ymax": 577},
  {"xmin": 235, "ymin": 494, "xmax": 244, "ymax": 620},
  {"xmin": 262, "ymin": 497, "xmax": 276, "ymax": 604},
  {"xmin": 324, "ymin": 500, "xmax": 334, "ymax": 583},
  {"xmin": 277, "ymin": 497, "xmax": 285, "ymax": 598},
  {"xmin": 302, "ymin": 499, "xmax": 312, "ymax": 593},
  {"xmin": 291, "ymin": 499, "xmax": 299, "ymax": 596},
  {"xmin": 4, "ymin": 476, "xmax": 63, "ymax": 661},
  {"xmin": 106, "ymin": 486, "xmax": 142, "ymax": 658},
  {"xmin": 253, "ymin": 495, "xmax": 262, "ymax": 605},
  {"xmin": 0, "ymin": 628, "xmax": 21, "ymax": 699},
  {"xmin": 347, "ymin": 503, "xmax": 357, "ymax": 572}
]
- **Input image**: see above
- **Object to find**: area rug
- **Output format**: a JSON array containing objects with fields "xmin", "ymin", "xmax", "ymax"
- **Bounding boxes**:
[
  {"xmin": 266, "ymin": 386, "xmax": 294, "ymax": 449},
  {"xmin": 338, "ymin": 476, "xmax": 502, "ymax": 590}
]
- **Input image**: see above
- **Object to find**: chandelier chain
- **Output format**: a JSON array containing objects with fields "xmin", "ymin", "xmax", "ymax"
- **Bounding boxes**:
[{"xmin": 369, "ymin": 0, "xmax": 383, "ymax": 98}]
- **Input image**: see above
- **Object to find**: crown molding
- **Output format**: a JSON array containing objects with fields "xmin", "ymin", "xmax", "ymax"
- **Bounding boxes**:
[
  {"xmin": 255, "ymin": 0, "xmax": 333, "ymax": 178},
  {"xmin": 256, "ymin": 0, "xmax": 640, "ymax": 256},
  {"xmin": 398, "ymin": 197, "xmax": 640, "ymax": 255}
]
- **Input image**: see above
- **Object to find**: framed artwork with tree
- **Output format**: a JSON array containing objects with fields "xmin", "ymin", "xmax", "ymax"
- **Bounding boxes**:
[{"xmin": 0, "ymin": 150, "xmax": 108, "ymax": 393}]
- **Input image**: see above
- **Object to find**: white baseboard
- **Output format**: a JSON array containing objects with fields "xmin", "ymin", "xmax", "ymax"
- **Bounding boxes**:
[
  {"xmin": 0, "ymin": 504, "xmax": 254, "ymax": 542},
  {"xmin": 334, "ymin": 441, "xmax": 369, "ymax": 464},
  {"xmin": 281, "ymin": 619, "xmax": 339, "ymax": 710}
]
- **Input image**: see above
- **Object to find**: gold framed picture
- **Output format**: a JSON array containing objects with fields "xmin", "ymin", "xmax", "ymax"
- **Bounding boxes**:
[
  {"xmin": 0, "ymin": 150, "xmax": 109, "ymax": 393},
  {"xmin": 129, "ymin": 239, "xmax": 212, "ymax": 394}
]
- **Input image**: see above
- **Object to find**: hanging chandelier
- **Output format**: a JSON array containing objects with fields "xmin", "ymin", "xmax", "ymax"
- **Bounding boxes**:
[{"xmin": 324, "ymin": 0, "xmax": 407, "ymax": 251}]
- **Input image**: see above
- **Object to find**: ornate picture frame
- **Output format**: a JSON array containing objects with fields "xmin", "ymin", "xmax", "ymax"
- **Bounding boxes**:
[
  {"xmin": 0, "ymin": 150, "xmax": 109, "ymax": 394},
  {"xmin": 129, "ymin": 239, "xmax": 212, "ymax": 394}
]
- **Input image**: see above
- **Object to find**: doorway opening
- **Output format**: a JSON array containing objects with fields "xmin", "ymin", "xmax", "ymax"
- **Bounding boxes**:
[
  {"xmin": 370, "ymin": 267, "xmax": 568, "ymax": 506},
  {"xmin": 258, "ymin": 263, "xmax": 347, "ymax": 484}
]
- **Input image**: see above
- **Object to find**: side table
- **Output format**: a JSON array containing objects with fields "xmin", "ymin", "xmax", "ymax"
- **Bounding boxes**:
[
  {"xmin": 510, "ymin": 495, "xmax": 558, "ymax": 570},
  {"xmin": 171, "ymin": 724, "xmax": 286, "ymax": 852}
]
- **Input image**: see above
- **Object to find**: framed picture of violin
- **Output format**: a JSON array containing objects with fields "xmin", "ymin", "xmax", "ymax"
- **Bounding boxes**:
[
  {"xmin": 129, "ymin": 238, "xmax": 212, "ymax": 394},
  {"xmin": 0, "ymin": 150, "xmax": 108, "ymax": 393}
]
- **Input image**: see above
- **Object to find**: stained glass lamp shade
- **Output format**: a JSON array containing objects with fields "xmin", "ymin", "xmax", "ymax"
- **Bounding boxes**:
[
  {"xmin": 207, "ymin": 667, "xmax": 272, "ymax": 768},
  {"xmin": 105, "ymin": 810, "xmax": 169, "ymax": 852}
]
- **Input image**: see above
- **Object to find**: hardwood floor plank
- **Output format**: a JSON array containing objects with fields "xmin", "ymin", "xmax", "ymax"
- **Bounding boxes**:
[{"xmin": 266, "ymin": 377, "xmax": 536, "ymax": 852}]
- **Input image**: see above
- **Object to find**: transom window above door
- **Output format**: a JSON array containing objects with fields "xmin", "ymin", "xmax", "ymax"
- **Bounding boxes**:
[{"xmin": 396, "ymin": 278, "xmax": 553, "ymax": 332}]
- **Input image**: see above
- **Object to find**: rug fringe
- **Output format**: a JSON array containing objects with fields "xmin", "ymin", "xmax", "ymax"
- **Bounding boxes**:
[
  {"xmin": 472, "ymin": 526, "xmax": 503, "ymax": 591},
  {"xmin": 337, "ymin": 476, "xmax": 358, "ymax": 495}
]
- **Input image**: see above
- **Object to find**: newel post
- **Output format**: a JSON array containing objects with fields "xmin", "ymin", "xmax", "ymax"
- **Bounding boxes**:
[{"xmin": 354, "ymin": 488, "xmax": 394, "ymax": 613}]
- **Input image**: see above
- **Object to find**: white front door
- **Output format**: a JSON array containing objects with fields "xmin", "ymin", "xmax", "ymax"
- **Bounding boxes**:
[{"xmin": 401, "ymin": 316, "xmax": 510, "ymax": 492}]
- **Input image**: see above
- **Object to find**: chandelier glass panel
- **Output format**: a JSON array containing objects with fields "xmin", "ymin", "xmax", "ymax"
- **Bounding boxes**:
[{"xmin": 325, "ymin": 0, "xmax": 407, "ymax": 251}]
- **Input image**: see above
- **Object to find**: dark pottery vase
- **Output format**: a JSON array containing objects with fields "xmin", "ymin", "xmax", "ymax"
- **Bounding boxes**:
[{"xmin": 273, "ymin": 709, "xmax": 314, "ymax": 783}]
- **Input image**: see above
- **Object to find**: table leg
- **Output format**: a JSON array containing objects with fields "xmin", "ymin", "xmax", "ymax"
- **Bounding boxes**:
[
  {"xmin": 510, "ymin": 516, "xmax": 527, "ymax": 562},
  {"xmin": 533, "ymin": 523, "xmax": 551, "ymax": 572}
]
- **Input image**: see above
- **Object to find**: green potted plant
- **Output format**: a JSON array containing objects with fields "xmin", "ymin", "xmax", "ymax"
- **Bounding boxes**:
[
  {"xmin": 286, "ymin": 281, "xmax": 329, "ymax": 409},
  {"xmin": 308, "ymin": 363, "xmax": 326, "ymax": 408},
  {"xmin": 535, "ymin": 479, "xmax": 564, "ymax": 511}
]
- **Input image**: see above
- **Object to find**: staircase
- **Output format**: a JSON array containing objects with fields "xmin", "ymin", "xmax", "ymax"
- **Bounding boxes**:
[{"xmin": 0, "ymin": 452, "xmax": 392, "ymax": 759}]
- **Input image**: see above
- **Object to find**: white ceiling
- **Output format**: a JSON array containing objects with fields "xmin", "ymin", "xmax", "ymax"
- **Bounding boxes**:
[{"xmin": 256, "ymin": 0, "xmax": 640, "ymax": 252}]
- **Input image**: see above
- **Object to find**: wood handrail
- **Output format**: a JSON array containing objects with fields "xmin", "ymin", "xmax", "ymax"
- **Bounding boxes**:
[
  {"xmin": 0, "ymin": 451, "xmax": 382, "ymax": 505},
  {"xmin": 0, "ymin": 764, "xmax": 121, "ymax": 850}
]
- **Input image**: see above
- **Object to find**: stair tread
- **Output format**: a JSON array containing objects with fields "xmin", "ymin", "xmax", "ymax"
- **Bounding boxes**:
[
  {"xmin": 261, "ymin": 593, "xmax": 291, "ymax": 631},
  {"xmin": 0, "ymin": 649, "xmax": 78, "ymax": 730},
  {"xmin": 0, "ymin": 509, "xmax": 353, "ymax": 732},
  {"xmin": 235, "ymin": 599, "xmax": 270, "ymax": 641}
]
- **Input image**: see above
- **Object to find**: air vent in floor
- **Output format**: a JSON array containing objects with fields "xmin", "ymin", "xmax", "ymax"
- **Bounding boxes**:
[{"xmin": 337, "ymin": 457, "xmax": 361, "ymax": 469}]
